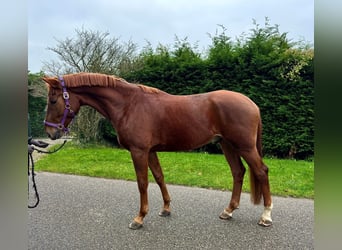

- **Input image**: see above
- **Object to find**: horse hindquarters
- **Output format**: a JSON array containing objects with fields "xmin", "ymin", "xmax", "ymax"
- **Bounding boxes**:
[{"xmin": 215, "ymin": 94, "xmax": 272, "ymax": 225}]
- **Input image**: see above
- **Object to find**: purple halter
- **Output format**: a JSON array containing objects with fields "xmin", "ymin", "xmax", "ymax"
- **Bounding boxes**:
[{"xmin": 44, "ymin": 76, "xmax": 75, "ymax": 133}]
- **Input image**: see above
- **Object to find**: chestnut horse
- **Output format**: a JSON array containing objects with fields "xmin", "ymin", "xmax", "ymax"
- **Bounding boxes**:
[{"xmin": 43, "ymin": 72, "xmax": 273, "ymax": 229}]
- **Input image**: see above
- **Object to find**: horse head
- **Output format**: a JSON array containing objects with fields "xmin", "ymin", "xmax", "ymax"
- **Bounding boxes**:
[{"xmin": 43, "ymin": 76, "xmax": 79, "ymax": 140}]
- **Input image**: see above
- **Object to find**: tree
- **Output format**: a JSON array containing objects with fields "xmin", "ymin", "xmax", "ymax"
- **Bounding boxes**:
[
  {"xmin": 44, "ymin": 27, "xmax": 137, "ymax": 75},
  {"xmin": 44, "ymin": 28, "xmax": 138, "ymax": 143}
]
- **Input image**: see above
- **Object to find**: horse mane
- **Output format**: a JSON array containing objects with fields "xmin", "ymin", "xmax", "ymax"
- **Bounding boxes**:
[
  {"xmin": 63, "ymin": 72, "xmax": 160, "ymax": 94},
  {"xmin": 63, "ymin": 72, "xmax": 126, "ymax": 88},
  {"xmin": 137, "ymin": 84, "xmax": 160, "ymax": 94}
]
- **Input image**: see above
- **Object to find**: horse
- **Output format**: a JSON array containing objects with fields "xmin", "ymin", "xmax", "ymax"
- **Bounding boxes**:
[{"xmin": 43, "ymin": 72, "xmax": 273, "ymax": 229}]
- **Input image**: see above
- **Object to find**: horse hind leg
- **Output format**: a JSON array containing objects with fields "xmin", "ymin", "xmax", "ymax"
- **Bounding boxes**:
[
  {"xmin": 239, "ymin": 148, "xmax": 273, "ymax": 227},
  {"xmin": 148, "ymin": 152, "xmax": 171, "ymax": 217},
  {"xmin": 219, "ymin": 141, "xmax": 246, "ymax": 220}
]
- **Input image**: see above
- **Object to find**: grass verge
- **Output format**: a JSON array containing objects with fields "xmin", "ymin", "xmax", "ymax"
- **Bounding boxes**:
[{"xmin": 35, "ymin": 143, "xmax": 314, "ymax": 198}]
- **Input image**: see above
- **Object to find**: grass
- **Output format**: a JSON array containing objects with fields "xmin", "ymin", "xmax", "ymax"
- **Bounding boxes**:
[{"xmin": 35, "ymin": 143, "xmax": 314, "ymax": 199}]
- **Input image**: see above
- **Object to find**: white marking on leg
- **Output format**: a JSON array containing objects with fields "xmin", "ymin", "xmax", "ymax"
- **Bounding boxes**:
[
  {"xmin": 261, "ymin": 203, "xmax": 273, "ymax": 222},
  {"xmin": 223, "ymin": 208, "xmax": 233, "ymax": 217},
  {"xmin": 219, "ymin": 208, "xmax": 233, "ymax": 220}
]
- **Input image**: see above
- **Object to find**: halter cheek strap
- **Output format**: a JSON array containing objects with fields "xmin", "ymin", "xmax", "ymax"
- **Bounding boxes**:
[{"xmin": 44, "ymin": 76, "xmax": 75, "ymax": 133}]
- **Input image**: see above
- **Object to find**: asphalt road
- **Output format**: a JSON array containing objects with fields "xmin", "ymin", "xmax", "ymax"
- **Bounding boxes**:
[{"xmin": 28, "ymin": 172, "xmax": 314, "ymax": 249}]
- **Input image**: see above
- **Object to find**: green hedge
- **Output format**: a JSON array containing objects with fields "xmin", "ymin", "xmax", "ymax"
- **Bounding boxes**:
[
  {"xmin": 123, "ymin": 23, "xmax": 313, "ymax": 159},
  {"xmin": 28, "ymin": 72, "xmax": 47, "ymax": 137}
]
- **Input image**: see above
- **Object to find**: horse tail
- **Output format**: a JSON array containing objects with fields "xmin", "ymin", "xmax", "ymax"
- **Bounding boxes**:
[
  {"xmin": 256, "ymin": 118, "xmax": 263, "ymax": 157},
  {"xmin": 249, "ymin": 117, "xmax": 263, "ymax": 205}
]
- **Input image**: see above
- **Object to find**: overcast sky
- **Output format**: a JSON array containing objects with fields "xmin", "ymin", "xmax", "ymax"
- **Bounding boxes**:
[{"xmin": 28, "ymin": 0, "xmax": 314, "ymax": 73}]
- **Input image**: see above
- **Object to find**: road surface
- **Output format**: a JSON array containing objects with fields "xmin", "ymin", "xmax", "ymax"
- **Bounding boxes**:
[{"xmin": 28, "ymin": 172, "xmax": 314, "ymax": 249}]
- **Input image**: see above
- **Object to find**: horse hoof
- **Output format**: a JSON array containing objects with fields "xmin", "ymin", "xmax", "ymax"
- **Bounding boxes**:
[
  {"xmin": 219, "ymin": 210, "xmax": 232, "ymax": 220},
  {"xmin": 158, "ymin": 209, "xmax": 171, "ymax": 217},
  {"xmin": 129, "ymin": 221, "xmax": 143, "ymax": 230},
  {"xmin": 258, "ymin": 219, "xmax": 272, "ymax": 227}
]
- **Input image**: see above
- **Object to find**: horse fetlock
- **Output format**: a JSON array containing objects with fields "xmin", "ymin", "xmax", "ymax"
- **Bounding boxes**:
[{"xmin": 258, "ymin": 203, "xmax": 273, "ymax": 227}]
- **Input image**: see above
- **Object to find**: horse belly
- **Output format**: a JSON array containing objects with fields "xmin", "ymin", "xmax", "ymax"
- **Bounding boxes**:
[{"xmin": 153, "ymin": 112, "xmax": 218, "ymax": 151}]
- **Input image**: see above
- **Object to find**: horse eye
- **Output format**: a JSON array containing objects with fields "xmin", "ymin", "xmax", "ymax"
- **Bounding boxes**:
[{"xmin": 50, "ymin": 99, "xmax": 57, "ymax": 105}]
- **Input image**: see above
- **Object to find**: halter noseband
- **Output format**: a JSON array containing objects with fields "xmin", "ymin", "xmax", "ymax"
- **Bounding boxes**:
[{"xmin": 44, "ymin": 76, "xmax": 75, "ymax": 133}]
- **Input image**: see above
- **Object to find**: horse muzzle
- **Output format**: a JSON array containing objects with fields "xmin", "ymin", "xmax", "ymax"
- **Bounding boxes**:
[{"xmin": 46, "ymin": 127, "xmax": 64, "ymax": 140}]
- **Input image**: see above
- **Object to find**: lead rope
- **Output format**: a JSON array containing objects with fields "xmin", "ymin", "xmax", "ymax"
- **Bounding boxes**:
[
  {"xmin": 28, "ymin": 152, "xmax": 39, "ymax": 208},
  {"xmin": 28, "ymin": 140, "xmax": 67, "ymax": 208}
]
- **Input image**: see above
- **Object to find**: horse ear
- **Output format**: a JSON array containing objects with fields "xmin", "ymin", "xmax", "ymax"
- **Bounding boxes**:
[{"xmin": 42, "ymin": 77, "xmax": 60, "ymax": 88}]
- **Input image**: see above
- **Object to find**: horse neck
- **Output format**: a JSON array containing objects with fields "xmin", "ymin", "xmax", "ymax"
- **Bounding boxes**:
[{"xmin": 72, "ymin": 84, "xmax": 136, "ymax": 126}]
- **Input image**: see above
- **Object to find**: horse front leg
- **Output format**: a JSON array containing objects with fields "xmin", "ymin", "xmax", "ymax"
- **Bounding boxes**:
[
  {"xmin": 148, "ymin": 152, "xmax": 171, "ymax": 217},
  {"xmin": 129, "ymin": 149, "xmax": 149, "ymax": 230}
]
